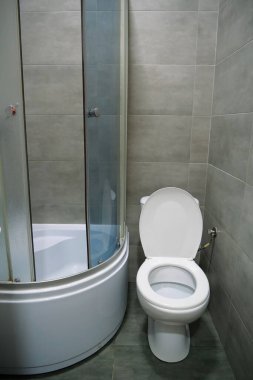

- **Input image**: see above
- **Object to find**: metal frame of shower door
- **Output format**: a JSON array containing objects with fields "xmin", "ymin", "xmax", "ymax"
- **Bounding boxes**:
[
  {"xmin": 80, "ymin": 0, "xmax": 92, "ymax": 269},
  {"xmin": 0, "ymin": 0, "xmax": 35, "ymax": 283}
]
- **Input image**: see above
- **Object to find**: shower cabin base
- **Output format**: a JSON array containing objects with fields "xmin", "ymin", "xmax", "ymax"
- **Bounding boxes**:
[{"xmin": 0, "ymin": 235, "xmax": 128, "ymax": 375}]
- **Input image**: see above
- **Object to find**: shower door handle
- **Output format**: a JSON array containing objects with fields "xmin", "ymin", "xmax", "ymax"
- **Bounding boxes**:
[{"xmin": 88, "ymin": 107, "xmax": 100, "ymax": 118}]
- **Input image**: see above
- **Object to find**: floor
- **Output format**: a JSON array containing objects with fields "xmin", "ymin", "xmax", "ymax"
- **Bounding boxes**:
[{"xmin": 0, "ymin": 284, "xmax": 235, "ymax": 380}]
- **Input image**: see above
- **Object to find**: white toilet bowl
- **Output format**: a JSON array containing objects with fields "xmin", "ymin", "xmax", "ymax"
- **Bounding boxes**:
[{"xmin": 136, "ymin": 188, "xmax": 210, "ymax": 362}]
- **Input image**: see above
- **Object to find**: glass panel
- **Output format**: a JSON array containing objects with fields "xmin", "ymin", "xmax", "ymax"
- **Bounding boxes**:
[
  {"xmin": 0, "ymin": 0, "xmax": 34, "ymax": 282},
  {"xmin": 18, "ymin": 1, "xmax": 88, "ymax": 281},
  {"xmin": 83, "ymin": 0, "xmax": 123, "ymax": 267}
]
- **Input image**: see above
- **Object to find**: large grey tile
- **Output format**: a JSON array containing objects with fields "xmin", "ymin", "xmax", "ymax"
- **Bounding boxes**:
[
  {"xmin": 20, "ymin": 12, "xmax": 82, "ymax": 65},
  {"xmin": 45, "ymin": 346, "xmax": 114, "ymax": 380},
  {"xmin": 128, "ymin": 115, "xmax": 191, "ymax": 162},
  {"xmin": 188, "ymin": 163, "xmax": 207, "ymax": 205},
  {"xmin": 193, "ymin": 66, "xmax": 214, "ymax": 116},
  {"xmin": 126, "ymin": 204, "xmax": 141, "ymax": 225},
  {"xmin": 19, "ymin": 0, "xmax": 81, "ymax": 11},
  {"xmin": 224, "ymin": 247, "xmax": 253, "ymax": 338},
  {"xmin": 129, "ymin": 65, "xmax": 195, "ymax": 115},
  {"xmin": 114, "ymin": 309, "xmax": 148, "ymax": 346},
  {"xmin": 129, "ymin": 0, "xmax": 198, "ymax": 11},
  {"xmin": 31, "ymin": 203, "xmax": 86, "ymax": 224},
  {"xmin": 246, "ymin": 135, "xmax": 253, "ymax": 186},
  {"xmin": 205, "ymin": 165, "xmax": 245, "ymax": 237},
  {"xmin": 216, "ymin": 0, "xmax": 253, "ymax": 63},
  {"xmin": 128, "ymin": 245, "xmax": 145, "ymax": 282},
  {"xmin": 26, "ymin": 115, "xmax": 84, "ymax": 160},
  {"xmin": 197, "ymin": 12, "xmax": 218, "ymax": 65},
  {"xmin": 225, "ymin": 305, "xmax": 253, "ymax": 380},
  {"xmin": 23, "ymin": 66, "xmax": 83, "ymax": 115},
  {"xmin": 128, "ymin": 224, "xmax": 141, "ymax": 246},
  {"xmin": 213, "ymin": 41, "xmax": 253, "ymax": 115},
  {"xmin": 198, "ymin": 0, "xmax": 220, "ymax": 11},
  {"xmin": 127, "ymin": 162, "xmax": 189, "ymax": 204},
  {"xmin": 190, "ymin": 312, "xmax": 222, "ymax": 348},
  {"xmin": 209, "ymin": 228, "xmax": 238, "ymax": 298},
  {"xmin": 129, "ymin": 11, "xmax": 197, "ymax": 64},
  {"xmin": 29, "ymin": 161, "xmax": 84, "ymax": 204},
  {"xmin": 209, "ymin": 114, "xmax": 252, "ymax": 180},
  {"xmin": 113, "ymin": 345, "xmax": 234, "ymax": 379},
  {"xmin": 190, "ymin": 117, "xmax": 211, "ymax": 163},
  {"xmin": 208, "ymin": 266, "xmax": 231, "ymax": 346}
]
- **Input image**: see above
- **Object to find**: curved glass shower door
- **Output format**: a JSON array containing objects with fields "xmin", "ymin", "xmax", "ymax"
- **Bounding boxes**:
[{"xmin": 83, "ymin": 0, "xmax": 125, "ymax": 267}]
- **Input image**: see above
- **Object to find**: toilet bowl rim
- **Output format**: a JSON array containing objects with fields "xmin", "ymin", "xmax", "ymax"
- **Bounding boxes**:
[{"xmin": 136, "ymin": 257, "xmax": 209, "ymax": 311}]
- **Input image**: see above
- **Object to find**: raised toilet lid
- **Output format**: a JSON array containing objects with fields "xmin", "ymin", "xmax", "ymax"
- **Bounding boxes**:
[{"xmin": 139, "ymin": 187, "xmax": 203, "ymax": 260}]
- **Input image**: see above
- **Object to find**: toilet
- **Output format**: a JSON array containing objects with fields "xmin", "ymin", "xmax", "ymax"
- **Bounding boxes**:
[{"xmin": 136, "ymin": 187, "xmax": 210, "ymax": 363}]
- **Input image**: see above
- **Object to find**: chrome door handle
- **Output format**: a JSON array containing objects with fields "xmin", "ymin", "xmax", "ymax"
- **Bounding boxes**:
[{"xmin": 88, "ymin": 107, "xmax": 100, "ymax": 118}]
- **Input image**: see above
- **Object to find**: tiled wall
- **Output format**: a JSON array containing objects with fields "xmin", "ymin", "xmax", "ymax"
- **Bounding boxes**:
[
  {"xmin": 201, "ymin": 0, "xmax": 253, "ymax": 378},
  {"xmin": 127, "ymin": 0, "xmax": 219, "ymax": 281},
  {"xmin": 19, "ymin": 0, "xmax": 85, "ymax": 223}
]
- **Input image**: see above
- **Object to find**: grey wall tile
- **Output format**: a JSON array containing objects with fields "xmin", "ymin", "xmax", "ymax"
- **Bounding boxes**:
[
  {"xmin": 213, "ymin": 41, "xmax": 253, "ymax": 115},
  {"xmin": 29, "ymin": 161, "xmax": 84, "ymax": 204},
  {"xmin": 128, "ymin": 115, "xmax": 191, "ymax": 162},
  {"xmin": 129, "ymin": 11, "xmax": 197, "ymax": 65},
  {"xmin": 197, "ymin": 12, "xmax": 218, "ymax": 65},
  {"xmin": 188, "ymin": 163, "xmax": 207, "ymax": 205},
  {"xmin": 31, "ymin": 203, "xmax": 86, "ymax": 224},
  {"xmin": 19, "ymin": 0, "xmax": 81, "ymax": 11},
  {"xmin": 127, "ymin": 162, "xmax": 188, "ymax": 204},
  {"xmin": 23, "ymin": 65, "xmax": 83, "ymax": 115},
  {"xmin": 208, "ymin": 266, "xmax": 231, "ymax": 346},
  {"xmin": 229, "ymin": 247, "xmax": 253, "ymax": 338},
  {"xmin": 193, "ymin": 65, "xmax": 214, "ymax": 116},
  {"xmin": 26, "ymin": 115, "xmax": 84, "ymax": 160},
  {"xmin": 236, "ymin": 185, "xmax": 253, "ymax": 263},
  {"xmin": 128, "ymin": 245, "xmax": 144, "ymax": 282},
  {"xmin": 126, "ymin": 204, "xmax": 141, "ymax": 225},
  {"xmin": 198, "ymin": 0, "xmax": 220, "ymax": 11},
  {"xmin": 129, "ymin": 65, "xmax": 195, "ymax": 115},
  {"xmin": 247, "ymin": 140, "xmax": 253, "ymax": 186},
  {"xmin": 20, "ymin": 12, "xmax": 82, "ymax": 65},
  {"xmin": 190, "ymin": 117, "xmax": 211, "ymax": 163},
  {"xmin": 129, "ymin": 0, "xmax": 198, "ymax": 11},
  {"xmin": 128, "ymin": 224, "xmax": 141, "ymax": 246},
  {"xmin": 209, "ymin": 114, "xmax": 252, "ymax": 180},
  {"xmin": 216, "ymin": 0, "xmax": 253, "ymax": 63},
  {"xmin": 225, "ymin": 305, "xmax": 253, "ymax": 380},
  {"xmin": 210, "ymin": 228, "xmax": 239, "ymax": 298},
  {"xmin": 205, "ymin": 165, "xmax": 245, "ymax": 237}
]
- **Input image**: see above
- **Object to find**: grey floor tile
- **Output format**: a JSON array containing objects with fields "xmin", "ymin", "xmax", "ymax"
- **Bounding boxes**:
[{"xmin": 113, "ymin": 345, "xmax": 234, "ymax": 380}]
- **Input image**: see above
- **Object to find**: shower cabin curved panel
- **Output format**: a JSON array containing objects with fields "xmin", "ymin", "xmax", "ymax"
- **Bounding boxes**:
[{"xmin": 0, "ymin": 0, "xmax": 128, "ymax": 375}]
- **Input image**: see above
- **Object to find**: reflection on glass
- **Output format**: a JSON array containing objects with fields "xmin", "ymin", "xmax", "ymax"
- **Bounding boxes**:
[{"xmin": 84, "ymin": 0, "xmax": 122, "ymax": 267}]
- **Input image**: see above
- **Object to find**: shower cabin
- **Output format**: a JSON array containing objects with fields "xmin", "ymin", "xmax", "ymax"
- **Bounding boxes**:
[{"xmin": 0, "ymin": 0, "xmax": 128, "ymax": 374}]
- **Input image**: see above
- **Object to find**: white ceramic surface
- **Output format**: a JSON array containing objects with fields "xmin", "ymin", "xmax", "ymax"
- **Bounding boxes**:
[{"xmin": 139, "ymin": 187, "xmax": 203, "ymax": 260}]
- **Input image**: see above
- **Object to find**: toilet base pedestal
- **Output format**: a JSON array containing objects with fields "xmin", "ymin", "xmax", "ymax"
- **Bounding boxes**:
[{"xmin": 148, "ymin": 317, "xmax": 190, "ymax": 362}]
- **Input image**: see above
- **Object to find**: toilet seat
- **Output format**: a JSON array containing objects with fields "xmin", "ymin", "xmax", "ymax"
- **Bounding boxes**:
[{"xmin": 137, "ymin": 258, "xmax": 209, "ymax": 311}]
